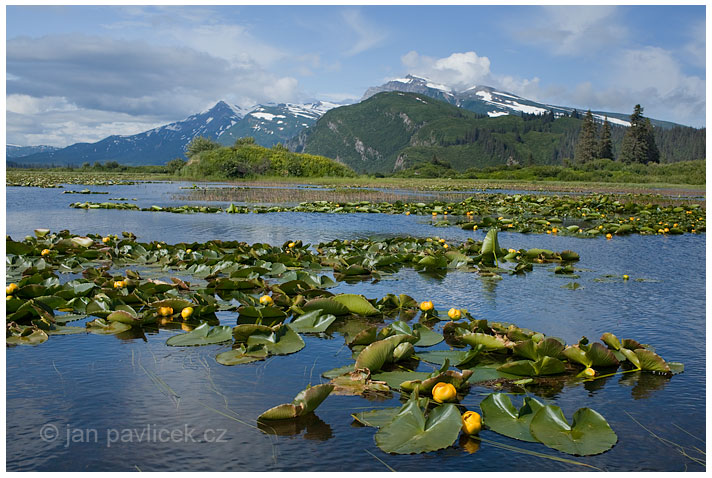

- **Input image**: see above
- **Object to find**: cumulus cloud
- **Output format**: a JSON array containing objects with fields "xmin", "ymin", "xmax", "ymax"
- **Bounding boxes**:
[{"xmin": 401, "ymin": 51, "xmax": 493, "ymax": 90}]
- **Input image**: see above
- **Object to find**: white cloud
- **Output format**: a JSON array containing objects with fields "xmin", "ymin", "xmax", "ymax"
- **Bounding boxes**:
[
  {"xmin": 6, "ymin": 33, "xmax": 305, "ymax": 145},
  {"xmin": 516, "ymin": 6, "xmax": 627, "ymax": 56},
  {"xmin": 341, "ymin": 9, "xmax": 387, "ymax": 56},
  {"xmin": 401, "ymin": 51, "xmax": 493, "ymax": 90}
]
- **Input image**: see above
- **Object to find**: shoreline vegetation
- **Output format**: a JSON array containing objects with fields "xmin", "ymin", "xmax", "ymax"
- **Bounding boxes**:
[{"xmin": 5, "ymin": 160, "xmax": 706, "ymax": 195}]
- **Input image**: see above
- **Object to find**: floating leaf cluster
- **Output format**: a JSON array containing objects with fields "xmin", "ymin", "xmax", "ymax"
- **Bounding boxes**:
[
  {"xmin": 69, "ymin": 192, "xmax": 704, "ymax": 236},
  {"xmin": 6, "ymin": 229, "xmax": 683, "ymax": 459}
]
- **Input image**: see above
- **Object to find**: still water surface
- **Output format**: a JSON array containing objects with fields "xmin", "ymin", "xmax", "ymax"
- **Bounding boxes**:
[{"xmin": 6, "ymin": 182, "xmax": 706, "ymax": 471}]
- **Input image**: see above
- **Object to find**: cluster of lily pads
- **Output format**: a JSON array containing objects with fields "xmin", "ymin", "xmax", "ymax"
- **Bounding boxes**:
[
  {"xmin": 6, "ymin": 171, "xmax": 150, "ymax": 188},
  {"xmin": 69, "ymin": 192, "xmax": 704, "ymax": 236},
  {"xmin": 6, "ymin": 228, "xmax": 683, "ymax": 459}
]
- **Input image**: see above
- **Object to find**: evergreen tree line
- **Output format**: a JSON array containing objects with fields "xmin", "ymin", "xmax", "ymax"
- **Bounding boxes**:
[{"xmin": 573, "ymin": 105, "xmax": 705, "ymax": 165}]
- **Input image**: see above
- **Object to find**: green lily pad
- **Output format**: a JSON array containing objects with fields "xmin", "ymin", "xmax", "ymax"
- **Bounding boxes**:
[
  {"xmin": 374, "ymin": 393, "xmax": 462, "ymax": 454},
  {"xmin": 354, "ymin": 334, "xmax": 412, "ymax": 372},
  {"xmin": 459, "ymin": 332, "xmax": 507, "ymax": 351},
  {"xmin": 332, "ymin": 293, "xmax": 380, "ymax": 316},
  {"xmin": 352, "ymin": 398, "xmax": 430, "ymax": 428},
  {"xmin": 86, "ymin": 318, "xmax": 132, "ymax": 335},
  {"xmin": 371, "ymin": 370, "xmax": 431, "ymax": 389},
  {"xmin": 302, "ymin": 298, "xmax": 350, "ymax": 316},
  {"xmin": 216, "ymin": 344, "xmax": 270, "ymax": 366},
  {"xmin": 479, "ymin": 393, "xmax": 545, "ymax": 442},
  {"xmin": 258, "ymin": 383, "xmax": 334, "ymax": 421},
  {"xmin": 166, "ymin": 322, "xmax": 233, "ymax": 346},
  {"xmin": 497, "ymin": 356, "xmax": 566, "ymax": 376},
  {"xmin": 529, "ymin": 405, "xmax": 618, "ymax": 456},
  {"xmin": 288, "ymin": 309, "xmax": 337, "ymax": 333},
  {"xmin": 416, "ymin": 349, "xmax": 482, "ymax": 367},
  {"xmin": 246, "ymin": 324, "xmax": 305, "ymax": 355},
  {"xmin": 6, "ymin": 328, "xmax": 49, "ymax": 345}
]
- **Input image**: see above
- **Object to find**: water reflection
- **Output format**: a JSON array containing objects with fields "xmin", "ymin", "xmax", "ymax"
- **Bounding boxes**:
[{"xmin": 257, "ymin": 413, "xmax": 333, "ymax": 441}]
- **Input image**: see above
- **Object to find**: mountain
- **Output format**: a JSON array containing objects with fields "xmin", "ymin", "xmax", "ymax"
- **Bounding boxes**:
[
  {"xmin": 288, "ymin": 91, "xmax": 704, "ymax": 174},
  {"xmin": 6, "ymin": 144, "xmax": 60, "ymax": 158},
  {"xmin": 216, "ymin": 101, "xmax": 340, "ymax": 147},
  {"xmin": 362, "ymin": 75, "xmax": 680, "ymax": 129},
  {"xmin": 13, "ymin": 101, "xmax": 244, "ymax": 166}
]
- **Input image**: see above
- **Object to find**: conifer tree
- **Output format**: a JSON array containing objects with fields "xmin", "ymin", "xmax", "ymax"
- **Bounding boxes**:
[
  {"xmin": 619, "ymin": 104, "xmax": 659, "ymax": 164},
  {"xmin": 574, "ymin": 110, "xmax": 598, "ymax": 163},
  {"xmin": 598, "ymin": 117, "xmax": 614, "ymax": 160}
]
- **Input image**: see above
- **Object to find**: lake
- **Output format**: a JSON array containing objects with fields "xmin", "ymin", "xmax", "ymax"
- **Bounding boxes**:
[{"xmin": 6, "ymin": 181, "xmax": 706, "ymax": 471}]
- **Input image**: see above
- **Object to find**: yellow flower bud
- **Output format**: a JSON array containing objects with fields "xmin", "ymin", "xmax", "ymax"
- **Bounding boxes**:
[
  {"xmin": 447, "ymin": 308, "xmax": 462, "ymax": 320},
  {"xmin": 259, "ymin": 295, "xmax": 274, "ymax": 306},
  {"xmin": 181, "ymin": 306, "xmax": 194, "ymax": 319},
  {"xmin": 583, "ymin": 367, "xmax": 596, "ymax": 378},
  {"xmin": 6, "ymin": 283, "xmax": 19, "ymax": 295},
  {"xmin": 461, "ymin": 410, "xmax": 482, "ymax": 435},
  {"xmin": 41, "ymin": 249, "xmax": 50, "ymax": 256},
  {"xmin": 102, "ymin": 237, "xmax": 110, "ymax": 243},
  {"xmin": 432, "ymin": 382, "xmax": 457, "ymax": 403},
  {"xmin": 158, "ymin": 306, "xmax": 174, "ymax": 317},
  {"xmin": 419, "ymin": 301, "xmax": 434, "ymax": 312}
]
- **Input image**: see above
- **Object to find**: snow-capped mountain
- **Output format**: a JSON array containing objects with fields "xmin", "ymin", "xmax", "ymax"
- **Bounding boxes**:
[
  {"xmin": 362, "ymin": 74, "xmax": 683, "ymax": 128},
  {"xmin": 14, "ymin": 101, "xmax": 244, "ymax": 166},
  {"xmin": 6, "ymin": 144, "xmax": 60, "ymax": 159},
  {"xmin": 217, "ymin": 101, "xmax": 341, "ymax": 147}
]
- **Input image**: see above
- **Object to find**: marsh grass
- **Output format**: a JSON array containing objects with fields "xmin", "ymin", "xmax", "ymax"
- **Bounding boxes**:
[{"xmin": 176, "ymin": 186, "xmax": 474, "ymax": 205}]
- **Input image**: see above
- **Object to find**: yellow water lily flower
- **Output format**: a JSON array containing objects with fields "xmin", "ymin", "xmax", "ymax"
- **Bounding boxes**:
[
  {"xmin": 432, "ymin": 382, "xmax": 457, "ymax": 403},
  {"xmin": 461, "ymin": 410, "xmax": 482, "ymax": 435},
  {"xmin": 6, "ymin": 283, "xmax": 19, "ymax": 295},
  {"xmin": 472, "ymin": 225, "xmax": 478, "ymax": 231},
  {"xmin": 102, "ymin": 237, "xmax": 110, "ymax": 243},
  {"xmin": 259, "ymin": 295, "xmax": 274, "ymax": 306},
  {"xmin": 623, "ymin": 275, "xmax": 629, "ymax": 280},
  {"xmin": 158, "ymin": 306, "xmax": 174, "ymax": 317},
  {"xmin": 419, "ymin": 301, "xmax": 434, "ymax": 312},
  {"xmin": 113, "ymin": 280, "xmax": 125, "ymax": 289},
  {"xmin": 583, "ymin": 367, "xmax": 596, "ymax": 378},
  {"xmin": 288, "ymin": 242, "xmax": 296, "ymax": 248},
  {"xmin": 181, "ymin": 306, "xmax": 194, "ymax": 319},
  {"xmin": 405, "ymin": 211, "xmax": 411, "ymax": 215},
  {"xmin": 605, "ymin": 233, "xmax": 612, "ymax": 240},
  {"xmin": 447, "ymin": 308, "xmax": 462, "ymax": 320},
  {"xmin": 41, "ymin": 249, "xmax": 51, "ymax": 256}
]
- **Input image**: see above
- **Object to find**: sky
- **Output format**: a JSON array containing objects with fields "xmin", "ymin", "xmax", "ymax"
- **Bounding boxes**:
[{"xmin": 4, "ymin": 4, "xmax": 707, "ymax": 147}]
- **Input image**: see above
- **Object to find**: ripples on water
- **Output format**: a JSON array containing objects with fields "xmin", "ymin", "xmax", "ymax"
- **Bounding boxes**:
[{"xmin": 5, "ymin": 182, "xmax": 706, "ymax": 472}]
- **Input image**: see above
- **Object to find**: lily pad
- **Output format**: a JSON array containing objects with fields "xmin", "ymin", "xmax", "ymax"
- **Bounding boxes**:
[
  {"xmin": 374, "ymin": 393, "xmax": 462, "ymax": 454},
  {"xmin": 289, "ymin": 309, "xmax": 337, "ymax": 333},
  {"xmin": 166, "ymin": 322, "xmax": 233, "ymax": 346},
  {"xmin": 529, "ymin": 405, "xmax": 618, "ymax": 456},
  {"xmin": 216, "ymin": 344, "xmax": 270, "ymax": 366},
  {"xmin": 258, "ymin": 383, "xmax": 334, "ymax": 421},
  {"xmin": 479, "ymin": 393, "xmax": 545, "ymax": 442},
  {"xmin": 352, "ymin": 398, "xmax": 430, "ymax": 428},
  {"xmin": 86, "ymin": 318, "xmax": 132, "ymax": 335},
  {"xmin": 246, "ymin": 324, "xmax": 305, "ymax": 355},
  {"xmin": 332, "ymin": 294, "xmax": 380, "ymax": 316}
]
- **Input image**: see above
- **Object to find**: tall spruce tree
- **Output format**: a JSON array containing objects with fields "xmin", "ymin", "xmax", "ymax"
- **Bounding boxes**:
[
  {"xmin": 619, "ymin": 104, "xmax": 659, "ymax": 164},
  {"xmin": 598, "ymin": 117, "xmax": 614, "ymax": 160},
  {"xmin": 574, "ymin": 110, "xmax": 598, "ymax": 164}
]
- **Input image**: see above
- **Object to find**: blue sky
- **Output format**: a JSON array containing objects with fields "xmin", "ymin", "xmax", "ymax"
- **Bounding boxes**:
[{"xmin": 5, "ymin": 4, "xmax": 706, "ymax": 146}]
